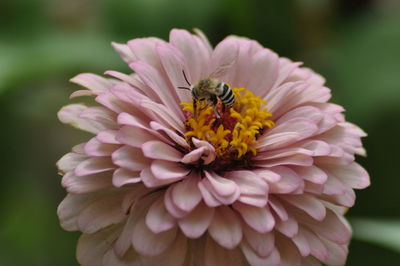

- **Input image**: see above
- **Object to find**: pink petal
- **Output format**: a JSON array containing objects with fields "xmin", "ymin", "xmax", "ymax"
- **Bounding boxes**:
[
  {"xmin": 277, "ymin": 106, "xmax": 323, "ymax": 125},
  {"xmin": 79, "ymin": 106, "xmax": 117, "ymax": 128},
  {"xmin": 84, "ymin": 137, "xmax": 119, "ymax": 156},
  {"xmin": 209, "ymin": 37, "xmax": 239, "ymax": 80},
  {"xmin": 204, "ymin": 236, "xmax": 246, "ymax": 266},
  {"xmin": 197, "ymin": 181, "xmax": 222, "ymax": 207},
  {"xmin": 241, "ymin": 240, "xmax": 280, "ymax": 266},
  {"xmin": 191, "ymin": 138, "xmax": 216, "ymax": 165},
  {"xmin": 70, "ymin": 73, "xmax": 115, "ymax": 94},
  {"xmin": 291, "ymin": 230, "xmax": 311, "ymax": 257},
  {"xmin": 75, "ymin": 157, "xmax": 115, "ymax": 176},
  {"xmin": 275, "ymin": 235, "xmax": 302, "ymax": 266},
  {"xmin": 142, "ymin": 141, "xmax": 182, "ymax": 161},
  {"xmin": 178, "ymin": 202, "xmax": 214, "ymax": 239},
  {"xmin": 204, "ymin": 171, "xmax": 239, "ymax": 197},
  {"xmin": 319, "ymin": 238, "xmax": 348, "ymax": 266},
  {"xmin": 233, "ymin": 202, "xmax": 275, "ymax": 233},
  {"xmin": 58, "ymin": 104, "xmax": 108, "ymax": 134},
  {"xmin": 282, "ymin": 194, "xmax": 326, "ymax": 221},
  {"xmin": 301, "ymin": 227, "xmax": 328, "ymax": 262},
  {"xmin": 140, "ymin": 167, "xmax": 179, "ymax": 188},
  {"xmin": 254, "ymin": 169, "xmax": 281, "ymax": 183},
  {"xmin": 112, "ymin": 146, "xmax": 151, "ymax": 172},
  {"xmin": 208, "ymin": 205, "xmax": 242, "ymax": 249},
  {"xmin": 268, "ymin": 166, "xmax": 303, "ymax": 194},
  {"xmin": 139, "ymin": 232, "xmax": 188, "ymax": 266},
  {"xmin": 151, "ymin": 160, "xmax": 190, "ymax": 180},
  {"xmin": 77, "ymin": 193, "xmax": 126, "ymax": 234},
  {"xmin": 112, "ymin": 42, "xmax": 136, "ymax": 63},
  {"xmin": 127, "ymin": 37, "xmax": 165, "ymax": 68},
  {"xmin": 181, "ymin": 146, "xmax": 207, "ymax": 164},
  {"xmin": 96, "ymin": 129, "xmax": 119, "ymax": 144},
  {"xmin": 62, "ymin": 171, "xmax": 112, "ymax": 194},
  {"xmin": 169, "ymin": 29, "xmax": 208, "ymax": 82},
  {"xmin": 268, "ymin": 196, "xmax": 288, "ymax": 221},
  {"xmin": 150, "ymin": 121, "xmax": 189, "ymax": 149},
  {"xmin": 164, "ymin": 185, "xmax": 188, "ymax": 218},
  {"xmin": 227, "ymin": 170, "xmax": 269, "ymax": 196},
  {"xmin": 248, "ymin": 48, "xmax": 279, "ymax": 98},
  {"xmin": 130, "ymin": 61, "xmax": 183, "ymax": 119},
  {"xmin": 275, "ymin": 215, "xmax": 299, "ymax": 238},
  {"xmin": 77, "ymin": 226, "xmax": 121, "ymax": 266},
  {"xmin": 57, "ymin": 152, "xmax": 87, "ymax": 173},
  {"xmin": 112, "ymin": 168, "xmax": 141, "ymax": 187},
  {"xmin": 324, "ymin": 162, "xmax": 370, "ymax": 189},
  {"xmin": 292, "ymin": 165, "xmax": 327, "ymax": 184},
  {"xmin": 171, "ymin": 174, "xmax": 202, "ymax": 212},
  {"xmin": 156, "ymin": 43, "xmax": 191, "ymax": 103},
  {"xmin": 146, "ymin": 196, "xmax": 176, "ymax": 233},
  {"xmin": 132, "ymin": 217, "xmax": 178, "ymax": 256},
  {"xmin": 298, "ymin": 209, "xmax": 351, "ymax": 245},
  {"xmin": 243, "ymin": 223, "xmax": 275, "ymax": 258},
  {"xmin": 117, "ymin": 125, "xmax": 164, "ymax": 148}
]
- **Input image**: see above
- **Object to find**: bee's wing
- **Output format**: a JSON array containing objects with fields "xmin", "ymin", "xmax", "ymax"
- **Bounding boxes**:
[{"xmin": 209, "ymin": 55, "xmax": 236, "ymax": 79}]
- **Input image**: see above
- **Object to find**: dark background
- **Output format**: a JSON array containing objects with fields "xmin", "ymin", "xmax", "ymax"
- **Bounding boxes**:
[{"xmin": 1, "ymin": 0, "xmax": 399, "ymax": 265}]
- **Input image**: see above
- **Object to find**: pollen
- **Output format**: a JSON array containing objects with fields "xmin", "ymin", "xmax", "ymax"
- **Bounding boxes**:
[{"xmin": 181, "ymin": 87, "xmax": 274, "ymax": 159}]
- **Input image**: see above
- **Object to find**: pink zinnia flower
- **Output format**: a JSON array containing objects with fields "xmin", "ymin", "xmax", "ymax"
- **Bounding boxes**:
[{"xmin": 57, "ymin": 29, "xmax": 370, "ymax": 266}]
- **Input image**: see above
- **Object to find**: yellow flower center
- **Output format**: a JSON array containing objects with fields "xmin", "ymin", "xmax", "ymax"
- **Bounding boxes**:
[{"xmin": 181, "ymin": 87, "xmax": 275, "ymax": 160}]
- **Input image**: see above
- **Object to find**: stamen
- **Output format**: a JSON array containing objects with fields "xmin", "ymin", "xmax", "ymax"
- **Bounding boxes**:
[{"xmin": 181, "ymin": 87, "xmax": 274, "ymax": 161}]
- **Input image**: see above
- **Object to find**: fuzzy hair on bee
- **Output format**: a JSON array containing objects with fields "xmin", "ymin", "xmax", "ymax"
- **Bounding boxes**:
[{"xmin": 178, "ymin": 61, "xmax": 236, "ymax": 118}]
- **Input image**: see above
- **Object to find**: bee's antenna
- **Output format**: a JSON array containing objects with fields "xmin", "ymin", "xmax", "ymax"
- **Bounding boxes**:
[
  {"xmin": 177, "ymin": 86, "xmax": 191, "ymax": 90},
  {"xmin": 182, "ymin": 70, "xmax": 191, "ymax": 86}
]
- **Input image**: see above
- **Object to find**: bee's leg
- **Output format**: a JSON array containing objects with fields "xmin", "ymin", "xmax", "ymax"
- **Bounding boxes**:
[
  {"xmin": 193, "ymin": 100, "xmax": 197, "ymax": 118},
  {"xmin": 211, "ymin": 96, "xmax": 220, "ymax": 118}
]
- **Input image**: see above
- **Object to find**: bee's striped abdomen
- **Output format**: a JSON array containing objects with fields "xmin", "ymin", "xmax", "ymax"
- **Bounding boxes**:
[{"xmin": 217, "ymin": 83, "xmax": 235, "ymax": 106}]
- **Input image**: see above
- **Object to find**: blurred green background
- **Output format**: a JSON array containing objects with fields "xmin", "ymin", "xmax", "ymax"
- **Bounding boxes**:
[{"xmin": 1, "ymin": 0, "xmax": 399, "ymax": 265}]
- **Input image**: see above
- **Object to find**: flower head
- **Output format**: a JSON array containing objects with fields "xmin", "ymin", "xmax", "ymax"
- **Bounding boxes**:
[{"xmin": 57, "ymin": 29, "xmax": 370, "ymax": 266}]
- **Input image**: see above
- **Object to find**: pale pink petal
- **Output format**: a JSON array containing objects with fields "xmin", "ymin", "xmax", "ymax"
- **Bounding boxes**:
[
  {"xmin": 169, "ymin": 29, "xmax": 209, "ymax": 82},
  {"xmin": 319, "ymin": 238, "xmax": 348, "ymax": 266},
  {"xmin": 323, "ymin": 162, "xmax": 370, "ymax": 189},
  {"xmin": 204, "ymin": 236, "xmax": 246, "ymax": 266},
  {"xmin": 282, "ymin": 194, "xmax": 326, "ymax": 221},
  {"xmin": 70, "ymin": 73, "xmax": 116, "ymax": 94},
  {"xmin": 84, "ymin": 137, "xmax": 119, "ymax": 156},
  {"xmin": 163, "ymin": 185, "xmax": 189, "ymax": 218},
  {"xmin": 139, "ymin": 232, "xmax": 187, "ymax": 266},
  {"xmin": 112, "ymin": 146, "xmax": 151, "ymax": 172},
  {"xmin": 146, "ymin": 196, "xmax": 176, "ymax": 233},
  {"xmin": 275, "ymin": 235, "xmax": 302, "ymax": 266},
  {"xmin": 150, "ymin": 121, "xmax": 189, "ymax": 149},
  {"xmin": 241, "ymin": 240, "xmax": 280, "ymax": 266},
  {"xmin": 132, "ymin": 216, "xmax": 177, "ymax": 256},
  {"xmin": 208, "ymin": 205, "xmax": 242, "ymax": 249},
  {"xmin": 62, "ymin": 171, "xmax": 112, "ymax": 194},
  {"xmin": 171, "ymin": 174, "xmax": 202, "ymax": 212},
  {"xmin": 130, "ymin": 61, "xmax": 183, "ymax": 118},
  {"xmin": 151, "ymin": 160, "xmax": 190, "ymax": 180},
  {"xmin": 291, "ymin": 229, "xmax": 311, "ymax": 257},
  {"xmin": 140, "ymin": 167, "xmax": 179, "ymax": 188},
  {"xmin": 77, "ymin": 193, "xmax": 126, "ymax": 234},
  {"xmin": 254, "ymin": 169, "xmax": 281, "ymax": 183},
  {"xmin": 292, "ymin": 165, "xmax": 327, "ymax": 184},
  {"xmin": 191, "ymin": 138, "xmax": 216, "ymax": 164},
  {"xmin": 268, "ymin": 166, "xmax": 303, "ymax": 194},
  {"xmin": 202, "ymin": 171, "xmax": 240, "ymax": 205},
  {"xmin": 77, "ymin": 226, "xmax": 121, "ymax": 266},
  {"xmin": 178, "ymin": 202, "xmax": 214, "ymax": 239},
  {"xmin": 75, "ymin": 157, "xmax": 115, "ymax": 176},
  {"xmin": 112, "ymin": 42, "xmax": 136, "ymax": 63},
  {"xmin": 248, "ymin": 48, "xmax": 279, "ymax": 98},
  {"xmin": 58, "ymin": 104, "xmax": 108, "ymax": 134},
  {"xmin": 197, "ymin": 181, "xmax": 222, "ymax": 207},
  {"xmin": 96, "ymin": 129, "xmax": 119, "ymax": 144},
  {"xmin": 142, "ymin": 140, "xmax": 182, "ymax": 161},
  {"xmin": 233, "ymin": 202, "xmax": 275, "ymax": 233},
  {"xmin": 301, "ymin": 227, "xmax": 328, "ymax": 262},
  {"xmin": 112, "ymin": 168, "xmax": 141, "ymax": 187},
  {"xmin": 275, "ymin": 215, "xmax": 299, "ymax": 238},
  {"xmin": 268, "ymin": 196, "xmax": 289, "ymax": 221},
  {"xmin": 80, "ymin": 106, "xmax": 118, "ymax": 128},
  {"xmin": 243, "ymin": 223, "xmax": 275, "ymax": 257},
  {"xmin": 117, "ymin": 125, "xmax": 166, "ymax": 148},
  {"xmin": 298, "ymin": 209, "xmax": 351, "ymax": 245},
  {"xmin": 57, "ymin": 152, "xmax": 87, "ymax": 173},
  {"xmin": 127, "ymin": 37, "xmax": 165, "ymax": 67},
  {"xmin": 209, "ymin": 37, "xmax": 239, "ymax": 80}
]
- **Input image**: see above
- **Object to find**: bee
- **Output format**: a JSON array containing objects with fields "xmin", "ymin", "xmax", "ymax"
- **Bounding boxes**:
[{"xmin": 178, "ymin": 66, "xmax": 235, "ymax": 118}]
